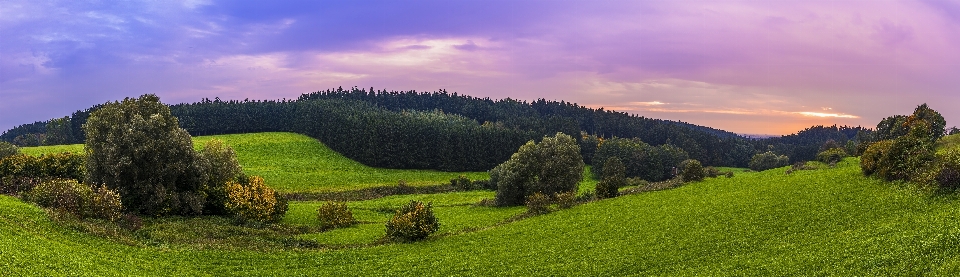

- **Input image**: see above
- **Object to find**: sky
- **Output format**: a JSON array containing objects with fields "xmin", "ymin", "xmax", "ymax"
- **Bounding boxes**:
[{"xmin": 2, "ymin": 0, "xmax": 959, "ymax": 135}]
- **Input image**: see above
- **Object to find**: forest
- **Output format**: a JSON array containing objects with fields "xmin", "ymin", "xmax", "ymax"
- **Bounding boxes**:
[{"xmin": 2, "ymin": 87, "xmax": 873, "ymax": 171}]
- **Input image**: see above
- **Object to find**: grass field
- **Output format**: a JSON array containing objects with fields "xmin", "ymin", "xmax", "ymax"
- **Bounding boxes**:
[
  {"xmin": 18, "ymin": 132, "xmax": 489, "ymax": 193},
  {"xmin": 6, "ymin": 157, "xmax": 960, "ymax": 275}
]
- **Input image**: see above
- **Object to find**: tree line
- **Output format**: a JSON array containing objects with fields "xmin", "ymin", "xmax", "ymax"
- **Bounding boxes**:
[{"xmin": 3, "ymin": 87, "xmax": 896, "ymax": 171}]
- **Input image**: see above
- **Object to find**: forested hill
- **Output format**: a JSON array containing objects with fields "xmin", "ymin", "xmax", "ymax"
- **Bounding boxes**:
[{"xmin": 1, "ymin": 87, "xmax": 867, "ymax": 170}]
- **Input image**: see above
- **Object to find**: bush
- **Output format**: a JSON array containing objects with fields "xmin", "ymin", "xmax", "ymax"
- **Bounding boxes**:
[
  {"xmin": 861, "ymin": 121, "xmax": 935, "ymax": 182},
  {"xmin": 933, "ymin": 149, "xmax": 960, "ymax": 191},
  {"xmin": 491, "ymin": 133, "xmax": 583, "ymax": 206},
  {"xmin": 860, "ymin": 140, "xmax": 892, "ymax": 176},
  {"xmin": 317, "ymin": 201, "xmax": 356, "ymax": 229},
  {"xmin": 817, "ymin": 148, "xmax": 848, "ymax": 164},
  {"xmin": 704, "ymin": 166, "xmax": 721, "ymax": 178},
  {"xmin": 595, "ymin": 157, "xmax": 625, "ymax": 199},
  {"xmin": 554, "ymin": 191, "xmax": 577, "ymax": 209},
  {"xmin": 724, "ymin": 171, "xmax": 734, "ymax": 178},
  {"xmin": 385, "ymin": 200, "xmax": 439, "ymax": 241},
  {"xmin": 749, "ymin": 151, "xmax": 790, "ymax": 171},
  {"xmin": 0, "ymin": 142, "xmax": 18, "ymax": 159},
  {"xmin": 591, "ymin": 137, "xmax": 689, "ymax": 182},
  {"xmin": 84, "ymin": 94, "xmax": 208, "ymax": 216},
  {"xmin": 199, "ymin": 139, "xmax": 244, "ymax": 215},
  {"xmin": 524, "ymin": 192, "xmax": 552, "ymax": 215},
  {"xmin": 224, "ymin": 176, "xmax": 285, "ymax": 224},
  {"xmin": 0, "ymin": 152, "xmax": 84, "ymax": 182},
  {"xmin": 88, "ymin": 185, "xmax": 123, "ymax": 220},
  {"xmin": 0, "ymin": 177, "xmax": 40, "ymax": 196},
  {"xmin": 25, "ymin": 178, "xmax": 92, "ymax": 216},
  {"xmin": 450, "ymin": 175, "xmax": 476, "ymax": 191},
  {"xmin": 679, "ymin": 159, "xmax": 705, "ymax": 182}
]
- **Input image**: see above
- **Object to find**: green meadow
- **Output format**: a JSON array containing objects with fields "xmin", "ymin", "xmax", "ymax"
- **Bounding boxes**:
[
  {"xmin": 19, "ymin": 132, "xmax": 488, "ymax": 193},
  {"xmin": 5, "ymin": 132, "xmax": 960, "ymax": 275}
]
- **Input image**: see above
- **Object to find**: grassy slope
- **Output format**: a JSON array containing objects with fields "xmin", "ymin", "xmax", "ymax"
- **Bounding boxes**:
[
  {"xmin": 18, "ymin": 132, "xmax": 488, "ymax": 193},
  {"xmin": 6, "ymin": 158, "xmax": 960, "ymax": 276}
]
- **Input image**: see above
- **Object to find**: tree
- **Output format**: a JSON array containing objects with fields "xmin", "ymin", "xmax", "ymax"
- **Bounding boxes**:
[
  {"xmin": 595, "ymin": 157, "xmax": 625, "ymax": 199},
  {"xmin": 491, "ymin": 132, "xmax": 584, "ymax": 206},
  {"xmin": 199, "ymin": 139, "xmax": 244, "ymax": 215},
  {"xmin": 84, "ymin": 94, "xmax": 208, "ymax": 216},
  {"xmin": 749, "ymin": 151, "xmax": 789, "ymax": 171}
]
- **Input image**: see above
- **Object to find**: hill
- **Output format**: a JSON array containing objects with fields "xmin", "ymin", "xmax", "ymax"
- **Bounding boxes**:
[
  {"xmin": 18, "ymin": 132, "xmax": 487, "ymax": 193},
  {"xmin": 5, "ymin": 158, "xmax": 960, "ymax": 275}
]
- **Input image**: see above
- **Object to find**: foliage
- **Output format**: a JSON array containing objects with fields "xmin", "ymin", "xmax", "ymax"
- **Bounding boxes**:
[
  {"xmin": 0, "ymin": 152, "xmax": 84, "ymax": 183},
  {"xmin": 861, "ymin": 105, "xmax": 943, "ymax": 183},
  {"xmin": 316, "ymin": 201, "xmax": 356, "ymax": 230},
  {"xmin": 0, "ymin": 141, "xmax": 18, "ymax": 159},
  {"xmin": 860, "ymin": 140, "xmax": 893, "ymax": 176},
  {"xmin": 749, "ymin": 151, "xmax": 790, "ymax": 171},
  {"xmin": 595, "ymin": 157, "xmax": 625, "ymax": 199},
  {"xmin": 44, "ymin": 117, "xmax": 75, "ymax": 146},
  {"xmin": 225, "ymin": 176, "xmax": 285, "ymax": 224},
  {"xmin": 679, "ymin": 159, "xmax": 706, "ymax": 182},
  {"xmin": 385, "ymin": 200, "xmax": 440, "ymax": 241},
  {"xmin": 554, "ymin": 191, "xmax": 578, "ymax": 209},
  {"xmin": 817, "ymin": 148, "xmax": 848, "ymax": 164},
  {"xmin": 491, "ymin": 133, "xmax": 583, "ymax": 206},
  {"xmin": 524, "ymin": 192, "xmax": 552, "ymax": 215},
  {"xmin": 198, "ymin": 139, "xmax": 244, "ymax": 215},
  {"xmin": 591, "ymin": 137, "xmax": 689, "ymax": 182},
  {"xmin": 933, "ymin": 149, "xmax": 960, "ymax": 191},
  {"xmin": 579, "ymin": 132, "xmax": 601, "ymax": 165},
  {"xmin": 84, "ymin": 94, "xmax": 209, "ymax": 216},
  {"xmin": 24, "ymin": 178, "xmax": 122, "ymax": 220},
  {"xmin": 450, "ymin": 175, "xmax": 478, "ymax": 191}
]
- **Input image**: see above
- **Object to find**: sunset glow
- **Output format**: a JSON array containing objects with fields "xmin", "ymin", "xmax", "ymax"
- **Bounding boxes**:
[{"xmin": 2, "ymin": 0, "xmax": 958, "ymax": 135}]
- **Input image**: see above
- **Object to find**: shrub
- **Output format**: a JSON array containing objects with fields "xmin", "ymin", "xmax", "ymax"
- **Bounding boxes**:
[
  {"xmin": 88, "ymin": 185, "xmax": 123, "ymax": 220},
  {"xmin": 0, "ymin": 152, "xmax": 84, "ymax": 182},
  {"xmin": 860, "ymin": 140, "xmax": 893, "ymax": 176},
  {"xmin": 25, "ymin": 178, "xmax": 92, "ymax": 216},
  {"xmin": 199, "ymin": 139, "xmax": 244, "ymax": 215},
  {"xmin": 591, "ymin": 137, "xmax": 688, "ymax": 183},
  {"xmin": 84, "ymin": 94, "xmax": 208, "ymax": 216},
  {"xmin": 554, "ymin": 191, "xmax": 577, "ymax": 209},
  {"xmin": 704, "ymin": 166, "xmax": 721, "ymax": 178},
  {"xmin": 317, "ymin": 201, "xmax": 356, "ymax": 229},
  {"xmin": 385, "ymin": 200, "xmax": 440, "ymax": 242},
  {"xmin": 817, "ymin": 148, "xmax": 848, "ymax": 164},
  {"xmin": 724, "ymin": 171, "xmax": 734, "ymax": 178},
  {"xmin": 0, "ymin": 176, "xmax": 40, "ymax": 196},
  {"xmin": 861, "ymin": 121, "xmax": 935, "ymax": 182},
  {"xmin": 0, "ymin": 154, "xmax": 40, "ymax": 179},
  {"xmin": 224, "ymin": 176, "xmax": 285, "ymax": 224},
  {"xmin": 524, "ymin": 192, "xmax": 552, "ymax": 215},
  {"xmin": 596, "ymin": 157, "xmax": 626, "ymax": 199},
  {"xmin": 491, "ymin": 133, "xmax": 583, "ymax": 206},
  {"xmin": 679, "ymin": 159, "xmax": 705, "ymax": 182},
  {"xmin": 749, "ymin": 151, "xmax": 790, "ymax": 171},
  {"xmin": 934, "ymin": 149, "xmax": 960, "ymax": 191},
  {"xmin": 0, "ymin": 141, "xmax": 18, "ymax": 159},
  {"xmin": 450, "ymin": 175, "xmax": 476, "ymax": 191}
]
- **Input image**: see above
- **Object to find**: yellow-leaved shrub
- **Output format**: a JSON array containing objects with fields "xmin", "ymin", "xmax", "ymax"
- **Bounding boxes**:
[{"xmin": 224, "ymin": 176, "xmax": 286, "ymax": 223}]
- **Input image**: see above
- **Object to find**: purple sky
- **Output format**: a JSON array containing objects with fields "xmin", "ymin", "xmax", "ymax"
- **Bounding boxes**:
[{"xmin": 2, "ymin": 0, "xmax": 959, "ymax": 135}]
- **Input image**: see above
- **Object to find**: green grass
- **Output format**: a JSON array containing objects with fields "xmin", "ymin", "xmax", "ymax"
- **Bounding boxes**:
[
  {"xmin": 18, "ymin": 132, "xmax": 488, "ymax": 193},
  {"xmin": 7, "ymin": 157, "xmax": 960, "ymax": 275},
  {"xmin": 937, "ymin": 134, "xmax": 960, "ymax": 153}
]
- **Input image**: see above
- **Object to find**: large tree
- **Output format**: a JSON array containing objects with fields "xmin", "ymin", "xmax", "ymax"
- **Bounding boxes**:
[{"xmin": 84, "ymin": 94, "xmax": 208, "ymax": 216}]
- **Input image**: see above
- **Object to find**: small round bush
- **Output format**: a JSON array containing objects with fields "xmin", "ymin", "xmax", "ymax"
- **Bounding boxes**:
[
  {"xmin": 225, "ymin": 176, "xmax": 285, "ymax": 224},
  {"xmin": 817, "ymin": 148, "xmax": 848, "ymax": 164},
  {"xmin": 679, "ymin": 159, "xmax": 705, "ymax": 182},
  {"xmin": 0, "ymin": 142, "xmax": 18, "ymax": 159},
  {"xmin": 317, "ymin": 201, "xmax": 356, "ymax": 229},
  {"xmin": 554, "ymin": 191, "xmax": 577, "ymax": 209},
  {"xmin": 26, "ymin": 178, "xmax": 91, "ymax": 216},
  {"xmin": 749, "ymin": 151, "xmax": 790, "ymax": 171},
  {"xmin": 524, "ymin": 192, "xmax": 552, "ymax": 215},
  {"xmin": 88, "ymin": 185, "xmax": 123, "ymax": 220},
  {"xmin": 386, "ymin": 200, "xmax": 440, "ymax": 242}
]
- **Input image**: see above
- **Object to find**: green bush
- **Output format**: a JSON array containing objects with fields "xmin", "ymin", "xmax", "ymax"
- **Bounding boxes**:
[
  {"xmin": 450, "ymin": 175, "xmax": 476, "ymax": 191},
  {"xmin": 23, "ymin": 178, "xmax": 123, "ymax": 220},
  {"xmin": 932, "ymin": 149, "xmax": 960, "ymax": 191},
  {"xmin": 199, "ymin": 139, "xmax": 244, "ymax": 215},
  {"xmin": 704, "ymin": 166, "xmax": 721, "ymax": 178},
  {"xmin": 595, "ymin": 157, "xmax": 625, "ymax": 199},
  {"xmin": 385, "ymin": 200, "xmax": 440, "ymax": 242},
  {"xmin": 88, "ymin": 185, "xmax": 123, "ymax": 220},
  {"xmin": 524, "ymin": 192, "xmax": 552, "ymax": 215},
  {"xmin": 554, "ymin": 191, "xmax": 577, "ymax": 209},
  {"xmin": 860, "ymin": 140, "xmax": 893, "ymax": 176},
  {"xmin": 749, "ymin": 151, "xmax": 790, "ymax": 171},
  {"xmin": 26, "ymin": 178, "xmax": 91, "ymax": 216},
  {"xmin": 679, "ymin": 159, "xmax": 705, "ymax": 182},
  {"xmin": 0, "ymin": 141, "xmax": 18, "ymax": 159},
  {"xmin": 84, "ymin": 94, "xmax": 208, "ymax": 216},
  {"xmin": 317, "ymin": 201, "xmax": 356, "ymax": 230},
  {"xmin": 591, "ymin": 137, "xmax": 688, "ymax": 182},
  {"xmin": 861, "ymin": 121, "xmax": 935, "ymax": 182},
  {"xmin": 491, "ymin": 133, "xmax": 583, "ymax": 206},
  {"xmin": 225, "ymin": 176, "xmax": 285, "ymax": 224},
  {"xmin": 817, "ymin": 148, "xmax": 848, "ymax": 164}
]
